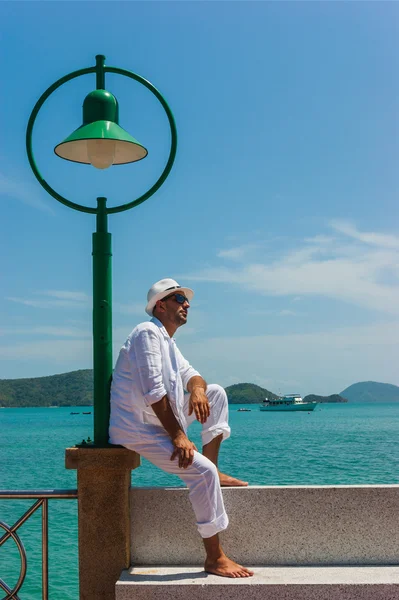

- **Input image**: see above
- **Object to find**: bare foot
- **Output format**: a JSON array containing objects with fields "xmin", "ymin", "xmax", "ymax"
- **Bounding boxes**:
[
  {"xmin": 219, "ymin": 471, "xmax": 248, "ymax": 487},
  {"xmin": 205, "ymin": 554, "xmax": 254, "ymax": 578}
]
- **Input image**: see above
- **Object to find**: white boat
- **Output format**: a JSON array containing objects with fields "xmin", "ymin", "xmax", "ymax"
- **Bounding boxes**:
[{"xmin": 260, "ymin": 394, "xmax": 317, "ymax": 412}]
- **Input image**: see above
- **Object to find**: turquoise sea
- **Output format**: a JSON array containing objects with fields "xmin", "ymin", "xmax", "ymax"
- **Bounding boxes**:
[{"xmin": 1, "ymin": 402, "xmax": 399, "ymax": 599}]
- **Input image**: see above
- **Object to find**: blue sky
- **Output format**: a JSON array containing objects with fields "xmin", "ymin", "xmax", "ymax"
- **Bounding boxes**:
[{"xmin": 0, "ymin": 2, "xmax": 398, "ymax": 395}]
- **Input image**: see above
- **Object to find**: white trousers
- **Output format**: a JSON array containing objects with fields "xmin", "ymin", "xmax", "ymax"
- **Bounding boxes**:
[{"xmin": 125, "ymin": 384, "xmax": 231, "ymax": 538}]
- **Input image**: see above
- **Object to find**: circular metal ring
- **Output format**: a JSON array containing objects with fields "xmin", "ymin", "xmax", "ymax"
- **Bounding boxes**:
[
  {"xmin": 26, "ymin": 63, "xmax": 177, "ymax": 215},
  {"xmin": 0, "ymin": 520, "xmax": 27, "ymax": 599}
]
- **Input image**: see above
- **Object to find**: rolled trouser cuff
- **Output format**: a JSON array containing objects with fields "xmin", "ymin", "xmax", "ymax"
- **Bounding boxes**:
[
  {"xmin": 198, "ymin": 510, "xmax": 229, "ymax": 538},
  {"xmin": 202, "ymin": 422, "xmax": 231, "ymax": 446}
]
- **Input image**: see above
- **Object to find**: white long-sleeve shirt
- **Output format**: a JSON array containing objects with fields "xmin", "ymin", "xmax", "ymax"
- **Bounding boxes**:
[{"xmin": 109, "ymin": 317, "xmax": 200, "ymax": 445}]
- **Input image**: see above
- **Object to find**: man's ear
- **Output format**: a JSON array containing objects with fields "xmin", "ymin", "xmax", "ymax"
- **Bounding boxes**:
[{"xmin": 154, "ymin": 300, "xmax": 164, "ymax": 315}]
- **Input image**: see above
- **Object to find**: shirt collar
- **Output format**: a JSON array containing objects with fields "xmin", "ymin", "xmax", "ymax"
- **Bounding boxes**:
[{"xmin": 151, "ymin": 316, "xmax": 171, "ymax": 340}]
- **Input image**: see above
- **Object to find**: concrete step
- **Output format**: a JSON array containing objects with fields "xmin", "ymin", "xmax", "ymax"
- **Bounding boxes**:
[{"xmin": 116, "ymin": 565, "xmax": 399, "ymax": 599}]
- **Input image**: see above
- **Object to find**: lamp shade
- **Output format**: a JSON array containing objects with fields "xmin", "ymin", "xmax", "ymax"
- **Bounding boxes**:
[{"xmin": 54, "ymin": 89, "xmax": 148, "ymax": 168}]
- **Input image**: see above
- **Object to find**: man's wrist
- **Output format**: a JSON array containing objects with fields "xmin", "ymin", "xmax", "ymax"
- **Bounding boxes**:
[
  {"xmin": 187, "ymin": 376, "xmax": 207, "ymax": 393},
  {"xmin": 171, "ymin": 430, "xmax": 187, "ymax": 443}
]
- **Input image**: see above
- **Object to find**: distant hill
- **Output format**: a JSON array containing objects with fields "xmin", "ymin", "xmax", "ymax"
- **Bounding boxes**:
[
  {"xmin": 340, "ymin": 381, "xmax": 399, "ymax": 403},
  {"xmin": 225, "ymin": 383, "xmax": 279, "ymax": 404},
  {"xmin": 304, "ymin": 394, "xmax": 347, "ymax": 404},
  {"xmin": 2, "ymin": 370, "xmax": 398, "ymax": 408},
  {"xmin": 0, "ymin": 370, "xmax": 93, "ymax": 407}
]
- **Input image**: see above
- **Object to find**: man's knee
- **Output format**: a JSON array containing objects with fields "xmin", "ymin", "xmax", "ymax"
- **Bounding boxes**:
[
  {"xmin": 201, "ymin": 458, "xmax": 220, "ymax": 491},
  {"xmin": 206, "ymin": 383, "xmax": 227, "ymax": 404},
  {"xmin": 189, "ymin": 454, "xmax": 219, "ymax": 490}
]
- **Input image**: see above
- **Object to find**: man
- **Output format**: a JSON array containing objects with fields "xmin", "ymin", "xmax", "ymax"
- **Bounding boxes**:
[{"xmin": 109, "ymin": 278, "xmax": 253, "ymax": 578}]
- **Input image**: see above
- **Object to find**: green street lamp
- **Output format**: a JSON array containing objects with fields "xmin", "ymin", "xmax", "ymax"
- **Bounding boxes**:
[{"xmin": 26, "ymin": 55, "xmax": 177, "ymax": 446}]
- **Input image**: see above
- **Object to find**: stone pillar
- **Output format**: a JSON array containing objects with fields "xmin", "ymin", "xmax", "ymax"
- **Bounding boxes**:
[{"xmin": 65, "ymin": 447, "xmax": 140, "ymax": 600}]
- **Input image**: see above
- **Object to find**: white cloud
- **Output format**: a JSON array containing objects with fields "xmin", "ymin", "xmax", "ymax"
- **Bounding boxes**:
[
  {"xmin": 0, "ymin": 172, "xmax": 54, "ymax": 214},
  {"xmin": 7, "ymin": 292, "xmax": 146, "ymax": 315},
  {"xmin": 247, "ymin": 308, "xmax": 300, "ymax": 317},
  {"xmin": 181, "ymin": 320, "xmax": 399, "ymax": 396},
  {"xmin": 7, "ymin": 296, "xmax": 89, "ymax": 310},
  {"xmin": 304, "ymin": 235, "xmax": 336, "ymax": 245},
  {"xmin": 41, "ymin": 291, "xmax": 90, "ymax": 302},
  {"xmin": 0, "ymin": 332, "xmax": 137, "ymax": 375},
  {"xmin": 0, "ymin": 339, "xmax": 92, "ymax": 363},
  {"xmin": 0, "ymin": 326, "xmax": 91, "ymax": 338},
  {"xmin": 6, "ymin": 290, "xmax": 90, "ymax": 310},
  {"xmin": 184, "ymin": 221, "xmax": 399, "ymax": 315},
  {"xmin": 217, "ymin": 244, "xmax": 260, "ymax": 261},
  {"xmin": 331, "ymin": 220, "xmax": 399, "ymax": 250}
]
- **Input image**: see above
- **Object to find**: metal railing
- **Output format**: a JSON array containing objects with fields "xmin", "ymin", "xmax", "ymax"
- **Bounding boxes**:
[{"xmin": 0, "ymin": 490, "xmax": 78, "ymax": 600}]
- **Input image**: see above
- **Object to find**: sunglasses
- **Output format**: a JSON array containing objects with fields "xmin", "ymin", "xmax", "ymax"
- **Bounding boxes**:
[{"xmin": 161, "ymin": 293, "xmax": 190, "ymax": 305}]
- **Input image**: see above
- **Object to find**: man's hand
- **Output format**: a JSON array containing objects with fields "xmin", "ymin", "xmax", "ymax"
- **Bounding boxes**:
[
  {"xmin": 188, "ymin": 387, "xmax": 211, "ymax": 424},
  {"xmin": 170, "ymin": 432, "xmax": 198, "ymax": 468}
]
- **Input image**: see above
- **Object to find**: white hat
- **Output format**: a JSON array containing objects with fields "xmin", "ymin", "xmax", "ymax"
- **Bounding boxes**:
[{"xmin": 145, "ymin": 278, "xmax": 194, "ymax": 316}]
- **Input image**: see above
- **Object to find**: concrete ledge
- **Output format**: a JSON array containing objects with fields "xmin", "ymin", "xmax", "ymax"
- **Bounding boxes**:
[
  {"xmin": 130, "ymin": 486, "xmax": 399, "ymax": 565},
  {"xmin": 66, "ymin": 446, "xmax": 140, "ymax": 470},
  {"xmin": 116, "ymin": 566, "xmax": 399, "ymax": 599}
]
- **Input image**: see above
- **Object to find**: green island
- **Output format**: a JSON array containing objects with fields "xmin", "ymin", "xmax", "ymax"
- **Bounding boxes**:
[
  {"xmin": 0, "ymin": 370, "xmax": 93, "ymax": 408},
  {"xmin": 0, "ymin": 370, "xmax": 398, "ymax": 408},
  {"xmin": 303, "ymin": 394, "xmax": 347, "ymax": 404},
  {"xmin": 225, "ymin": 384, "xmax": 347, "ymax": 404}
]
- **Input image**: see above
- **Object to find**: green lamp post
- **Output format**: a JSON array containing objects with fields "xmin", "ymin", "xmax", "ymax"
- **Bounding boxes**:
[{"xmin": 26, "ymin": 55, "xmax": 177, "ymax": 446}]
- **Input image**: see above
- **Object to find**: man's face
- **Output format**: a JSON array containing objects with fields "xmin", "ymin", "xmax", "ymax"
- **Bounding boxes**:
[{"xmin": 158, "ymin": 292, "xmax": 190, "ymax": 329}]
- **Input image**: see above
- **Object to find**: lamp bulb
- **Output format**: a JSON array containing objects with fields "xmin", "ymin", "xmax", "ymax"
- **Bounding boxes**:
[{"xmin": 87, "ymin": 139, "xmax": 116, "ymax": 170}]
